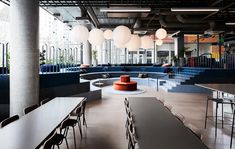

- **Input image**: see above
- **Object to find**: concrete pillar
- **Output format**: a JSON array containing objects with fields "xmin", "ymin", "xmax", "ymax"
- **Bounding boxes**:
[
  {"xmin": 10, "ymin": 0, "xmax": 39, "ymax": 116},
  {"xmin": 169, "ymin": 49, "xmax": 172, "ymax": 64},
  {"xmin": 174, "ymin": 33, "xmax": 184, "ymax": 58},
  {"xmin": 83, "ymin": 41, "xmax": 92, "ymax": 65},
  {"xmin": 197, "ymin": 34, "xmax": 200, "ymax": 57},
  {"xmin": 108, "ymin": 41, "xmax": 111, "ymax": 63}
]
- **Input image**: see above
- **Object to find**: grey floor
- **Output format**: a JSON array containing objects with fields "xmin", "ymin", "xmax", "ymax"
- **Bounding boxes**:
[{"xmin": 61, "ymin": 85, "xmax": 235, "ymax": 149}]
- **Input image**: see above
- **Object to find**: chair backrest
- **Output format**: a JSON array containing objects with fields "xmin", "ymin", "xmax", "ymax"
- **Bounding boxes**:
[
  {"xmin": 164, "ymin": 103, "xmax": 173, "ymax": 111},
  {"xmin": 60, "ymin": 116, "xmax": 70, "ymax": 136},
  {"xmin": 174, "ymin": 112, "xmax": 185, "ymax": 123},
  {"xmin": 124, "ymin": 98, "xmax": 129, "ymax": 107},
  {"xmin": 40, "ymin": 98, "xmax": 51, "ymax": 105},
  {"xmin": 0, "ymin": 115, "xmax": 19, "ymax": 128},
  {"xmin": 185, "ymin": 123, "xmax": 203, "ymax": 140},
  {"xmin": 24, "ymin": 104, "xmax": 39, "ymax": 115},
  {"xmin": 158, "ymin": 98, "xmax": 165, "ymax": 104},
  {"xmin": 81, "ymin": 98, "xmax": 87, "ymax": 114},
  {"xmin": 42, "ymin": 130, "xmax": 56, "ymax": 149},
  {"xmin": 127, "ymin": 123, "xmax": 138, "ymax": 148}
]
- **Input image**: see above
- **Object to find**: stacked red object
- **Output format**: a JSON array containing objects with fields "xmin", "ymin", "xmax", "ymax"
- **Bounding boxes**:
[{"xmin": 113, "ymin": 75, "xmax": 137, "ymax": 91}]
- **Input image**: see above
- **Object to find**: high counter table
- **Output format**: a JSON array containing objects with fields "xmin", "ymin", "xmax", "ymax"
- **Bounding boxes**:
[
  {"xmin": 0, "ymin": 97, "xmax": 84, "ymax": 149},
  {"xmin": 128, "ymin": 97, "xmax": 208, "ymax": 149},
  {"xmin": 196, "ymin": 84, "xmax": 235, "ymax": 95}
]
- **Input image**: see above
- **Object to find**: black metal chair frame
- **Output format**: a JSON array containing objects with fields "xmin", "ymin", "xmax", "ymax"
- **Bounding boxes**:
[
  {"xmin": 0, "ymin": 115, "xmax": 19, "ymax": 128},
  {"xmin": 40, "ymin": 98, "xmax": 51, "ymax": 105},
  {"xmin": 23, "ymin": 104, "xmax": 39, "ymax": 115}
]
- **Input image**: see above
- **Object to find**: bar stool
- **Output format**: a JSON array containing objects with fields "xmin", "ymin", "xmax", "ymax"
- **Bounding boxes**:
[{"xmin": 204, "ymin": 96, "xmax": 233, "ymax": 137}]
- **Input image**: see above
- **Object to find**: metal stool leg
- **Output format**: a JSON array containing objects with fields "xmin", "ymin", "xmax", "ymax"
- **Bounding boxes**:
[
  {"xmin": 222, "ymin": 102, "xmax": 224, "ymax": 128},
  {"xmin": 230, "ymin": 109, "xmax": 235, "ymax": 148},
  {"xmin": 205, "ymin": 98, "xmax": 209, "ymax": 129},
  {"xmin": 215, "ymin": 102, "xmax": 219, "ymax": 137}
]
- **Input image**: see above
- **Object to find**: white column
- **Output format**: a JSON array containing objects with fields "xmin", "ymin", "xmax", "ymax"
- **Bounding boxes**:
[
  {"xmin": 83, "ymin": 41, "xmax": 92, "ymax": 65},
  {"xmin": 10, "ymin": 0, "xmax": 39, "ymax": 116}
]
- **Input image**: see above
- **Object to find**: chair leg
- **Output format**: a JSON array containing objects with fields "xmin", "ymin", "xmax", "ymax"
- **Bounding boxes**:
[
  {"xmin": 72, "ymin": 127, "xmax": 76, "ymax": 149},
  {"xmin": 205, "ymin": 98, "xmax": 209, "ymax": 129},
  {"xmin": 65, "ymin": 137, "xmax": 69, "ymax": 149},
  {"xmin": 83, "ymin": 114, "xmax": 87, "ymax": 127},
  {"xmin": 78, "ymin": 117, "xmax": 83, "ymax": 138},
  {"xmin": 230, "ymin": 110, "xmax": 235, "ymax": 148},
  {"xmin": 222, "ymin": 102, "xmax": 224, "ymax": 128},
  {"xmin": 215, "ymin": 102, "xmax": 218, "ymax": 137}
]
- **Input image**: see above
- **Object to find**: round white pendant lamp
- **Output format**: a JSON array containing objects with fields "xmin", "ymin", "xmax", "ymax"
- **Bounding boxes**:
[
  {"xmin": 156, "ymin": 39, "xmax": 163, "ymax": 46},
  {"xmin": 126, "ymin": 34, "xmax": 141, "ymax": 51},
  {"xmin": 155, "ymin": 28, "xmax": 167, "ymax": 39},
  {"xmin": 140, "ymin": 36, "xmax": 153, "ymax": 49},
  {"xmin": 113, "ymin": 25, "xmax": 131, "ymax": 45},
  {"xmin": 88, "ymin": 28, "xmax": 104, "ymax": 46},
  {"xmin": 71, "ymin": 25, "xmax": 89, "ymax": 43},
  {"xmin": 104, "ymin": 29, "xmax": 113, "ymax": 40}
]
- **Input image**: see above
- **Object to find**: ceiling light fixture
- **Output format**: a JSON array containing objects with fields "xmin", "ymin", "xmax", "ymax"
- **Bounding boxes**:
[
  {"xmin": 100, "ymin": 7, "xmax": 151, "ymax": 12},
  {"xmin": 171, "ymin": 8, "xmax": 219, "ymax": 12},
  {"xmin": 225, "ymin": 23, "xmax": 235, "ymax": 25}
]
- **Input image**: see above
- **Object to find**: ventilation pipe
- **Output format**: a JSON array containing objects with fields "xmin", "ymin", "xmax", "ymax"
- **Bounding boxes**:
[
  {"xmin": 86, "ymin": 6, "xmax": 100, "ymax": 28},
  {"xmin": 133, "ymin": 18, "xmax": 141, "ymax": 29},
  {"xmin": 159, "ymin": 15, "xmax": 209, "ymax": 28},
  {"xmin": 176, "ymin": 15, "xmax": 206, "ymax": 23}
]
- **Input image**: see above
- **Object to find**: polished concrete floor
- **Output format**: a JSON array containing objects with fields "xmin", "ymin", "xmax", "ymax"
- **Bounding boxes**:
[{"xmin": 61, "ymin": 85, "xmax": 235, "ymax": 149}]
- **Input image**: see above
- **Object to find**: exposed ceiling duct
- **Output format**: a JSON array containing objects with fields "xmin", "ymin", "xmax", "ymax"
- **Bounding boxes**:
[
  {"xmin": 159, "ymin": 15, "xmax": 209, "ymax": 29},
  {"xmin": 176, "ymin": 15, "xmax": 206, "ymax": 23},
  {"xmin": 86, "ymin": 6, "xmax": 100, "ymax": 28},
  {"xmin": 133, "ymin": 19, "xmax": 141, "ymax": 29}
]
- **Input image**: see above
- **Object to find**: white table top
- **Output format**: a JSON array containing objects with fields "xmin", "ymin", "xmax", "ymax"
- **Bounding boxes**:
[
  {"xmin": 196, "ymin": 84, "xmax": 235, "ymax": 95},
  {"xmin": 0, "ymin": 97, "xmax": 84, "ymax": 149},
  {"xmin": 128, "ymin": 97, "xmax": 208, "ymax": 149}
]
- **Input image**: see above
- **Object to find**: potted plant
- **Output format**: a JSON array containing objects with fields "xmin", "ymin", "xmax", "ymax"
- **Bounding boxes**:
[{"xmin": 92, "ymin": 50, "xmax": 98, "ymax": 66}]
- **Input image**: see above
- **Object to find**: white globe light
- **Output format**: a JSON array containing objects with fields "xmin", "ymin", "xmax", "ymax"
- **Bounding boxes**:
[
  {"xmin": 156, "ymin": 39, "xmax": 163, "ymax": 46},
  {"xmin": 114, "ymin": 42, "xmax": 125, "ymax": 49},
  {"xmin": 155, "ymin": 28, "xmax": 167, "ymax": 39},
  {"xmin": 104, "ymin": 29, "xmax": 113, "ymax": 40},
  {"xmin": 71, "ymin": 25, "xmax": 89, "ymax": 43},
  {"xmin": 126, "ymin": 35, "xmax": 141, "ymax": 51},
  {"xmin": 113, "ymin": 25, "xmax": 131, "ymax": 45},
  {"xmin": 141, "ymin": 36, "xmax": 153, "ymax": 49},
  {"xmin": 88, "ymin": 28, "xmax": 104, "ymax": 46}
]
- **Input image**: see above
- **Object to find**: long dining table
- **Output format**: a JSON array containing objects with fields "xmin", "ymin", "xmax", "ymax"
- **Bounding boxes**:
[
  {"xmin": 128, "ymin": 97, "xmax": 208, "ymax": 149},
  {"xmin": 0, "ymin": 97, "xmax": 84, "ymax": 149}
]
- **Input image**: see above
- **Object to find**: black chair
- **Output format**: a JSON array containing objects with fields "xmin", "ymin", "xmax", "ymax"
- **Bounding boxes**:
[
  {"xmin": 63, "ymin": 106, "xmax": 84, "ymax": 149},
  {"xmin": 40, "ymin": 98, "xmax": 51, "ymax": 105},
  {"xmin": 204, "ymin": 96, "xmax": 233, "ymax": 137},
  {"xmin": 70, "ymin": 100, "xmax": 87, "ymax": 138},
  {"xmin": 81, "ymin": 99, "xmax": 87, "ymax": 127},
  {"xmin": 0, "ymin": 115, "xmax": 19, "ymax": 128},
  {"xmin": 42, "ymin": 130, "xmax": 61, "ymax": 149},
  {"xmin": 127, "ymin": 122, "xmax": 138, "ymax": 149},
  {"xmin": 23, "ymin": 104, "xmax": 39, "ymax": 115},
  {"xmin": 55, "ymin": 116, "xmax": 70, "ymax": 149}
]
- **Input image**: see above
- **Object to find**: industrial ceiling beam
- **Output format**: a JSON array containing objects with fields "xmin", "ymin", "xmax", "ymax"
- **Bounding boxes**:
[{"xmin": 202, "ymin": 2, "xmax": 235, "ymax": 20}]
